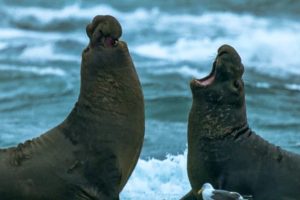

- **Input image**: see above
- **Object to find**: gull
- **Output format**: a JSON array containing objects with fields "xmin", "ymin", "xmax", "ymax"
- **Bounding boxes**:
[{"xmin": 198, "ymin": 183, "xmax": 250, "ymax": 200}]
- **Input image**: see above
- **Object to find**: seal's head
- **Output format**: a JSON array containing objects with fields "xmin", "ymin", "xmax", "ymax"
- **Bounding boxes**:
[
  {"xmin": 81, "ymin": 15, "xmax": 128, "ymax": 73},
  {"xmin": 189, "ymin": 44, "xmax": 247, "ymax": 138},
  {"xmin": 86, "ymin": 15, "xmax": 122, "ymax": 49},
  {"xmin": 79, "ymin": 15, "xmax": 137, "ymax": 104}
]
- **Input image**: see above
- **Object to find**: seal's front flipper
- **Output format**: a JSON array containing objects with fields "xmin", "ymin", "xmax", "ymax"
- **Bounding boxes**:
[
  {"xmin": 180, "ymin": 190, "xmax": 198, "ymax": 200},
  {"xmin": 84, "ymin": 148, "xmax": 122, "ymax": 197}
]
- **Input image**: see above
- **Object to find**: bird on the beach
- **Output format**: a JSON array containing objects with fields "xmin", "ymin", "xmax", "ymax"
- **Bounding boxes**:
[{"xmin": 197, "ymin": 183, "xmax": 247, "ymax": 200}]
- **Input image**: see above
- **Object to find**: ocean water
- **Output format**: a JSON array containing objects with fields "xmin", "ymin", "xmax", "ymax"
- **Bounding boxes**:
[{"xmin": 0, "ymin": 1, "xmax": 300, "ymax": 199}]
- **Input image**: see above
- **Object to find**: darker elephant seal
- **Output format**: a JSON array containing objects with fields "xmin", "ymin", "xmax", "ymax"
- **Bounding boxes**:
[
  {"xmin": 0, "ymin": 15, "xmax": 144, "ymax": 200},
  {"xmin": 181, "ymin": 45, "xmax": 300, "ymax": 200}
]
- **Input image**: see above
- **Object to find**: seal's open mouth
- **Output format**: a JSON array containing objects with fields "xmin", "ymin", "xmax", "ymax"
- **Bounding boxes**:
[
  {"xmin": 86, "ymin": 15, "xmax": 122, "ymax": 49},
  {"xmin": 193, "ymin": 61, "xmax": 216, "ymax": 87},
  {"xmin": 97, "ymin": 32, "xmax": 119, "ymax": 48},
  {"xmin": 191, "ymin": 44, "xmax": 243, "ymax": 89}
]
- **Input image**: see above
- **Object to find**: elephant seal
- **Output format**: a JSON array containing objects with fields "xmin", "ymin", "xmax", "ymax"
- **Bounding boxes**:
[
  {"xmin": 0, "ymin": 15, "xmax": 144, "ymax": 200},
  {"xmin": 181, "ymin": 45, "xmax": 300, "ymax": 200}
]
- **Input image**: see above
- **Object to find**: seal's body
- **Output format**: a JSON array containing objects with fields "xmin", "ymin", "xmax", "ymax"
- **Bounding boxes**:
[
  {"xmin": 181, "ymin": 45, "xmax": 300, "ymax": 200},
  {"xmin": 0, "ymin": 15, "xmax": 144, "ymax": 200}
]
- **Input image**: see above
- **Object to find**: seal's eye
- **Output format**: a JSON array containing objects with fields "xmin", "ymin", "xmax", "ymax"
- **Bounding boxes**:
[{"xmin": 233, "ymin": 80, "xmax": 242, "ymax": 92}]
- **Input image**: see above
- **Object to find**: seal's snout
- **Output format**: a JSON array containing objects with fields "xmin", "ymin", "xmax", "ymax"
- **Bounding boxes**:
[
  {"xmin": 217, "ymin": 44, "xmax": 242, "ymax": 65},
  {"xmin": 86, "ymin": 15, "xmax": 122, "ymax": 48},
  {"xmin": 215, "ymin": 44, "xmax": 244, "ymax": 80},
  {"xmin": 190, "ymin": 44, "xmax": 244, "ymax": 91}
]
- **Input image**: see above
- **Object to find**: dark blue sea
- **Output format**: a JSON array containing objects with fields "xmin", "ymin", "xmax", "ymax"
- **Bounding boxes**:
[{"xmin": 0, "ymin": 1, "xmax": 299, "ymax": 199}]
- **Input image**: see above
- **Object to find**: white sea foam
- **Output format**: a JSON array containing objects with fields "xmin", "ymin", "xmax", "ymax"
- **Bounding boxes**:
[
  {"xmin": 3, "ymin": 4, "xmax": 300, "ymax": 75},
  {"xmin": 134, "ymin": 34, "xmax": 300, "ymax": 75},
  {"xmin": 285, "ymin": 84, "xmax": 300, "ymax": 91},
  {"xmin": 130, "ymin": 11, "xmax": 300, "ymax": 75},
  {"xmin": 121, "ymin": 151, "xmax": 190, "ymax": 200},
  {"xmin": 177, "ymin": 66, "xmax": 207, "ymax": 78},
  {"xmin": 255, "ymin": 82, "xmax": 271, "ymax": 89},
  {"xmin": 133, "ymin": 38, "xmax": 218, "ymax": 62},
  {"xmin": 4, "ymin": 4, "xmax": 160, "ymax": 37},
  {"xmin": 0, "ymin": 42, "xmax": 7, "ymax": 50},
  {"xmin": 5, "ymin": 4, "xmax": 118, "ymax": 23},
  {"xmin": 0, "ymin": 65, "xmax": 66, "ymax": 76},
  {"xmin": 0, "ymin": 28, "xmax": 64, "ymax": 40},
  {"xmin": 5, "ymin": 4, "xmax": 150, "ymax": 26},
  {"xmin": 20, "ymin": 44, "xmax": 78, "ymax": 61},
  {"xmin": 149, "ymin": 65, "xmax": 207, "ymax": 78}
]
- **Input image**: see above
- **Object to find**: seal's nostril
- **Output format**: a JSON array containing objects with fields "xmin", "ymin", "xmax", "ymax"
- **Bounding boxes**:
[{"xmin": 218, "ymin": 50, "xmax": 228, "ymax": 57}]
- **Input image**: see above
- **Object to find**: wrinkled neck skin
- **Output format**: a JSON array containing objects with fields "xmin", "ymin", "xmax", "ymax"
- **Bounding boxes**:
[
  {"xmin": 62, "ymin": 41, "xmax": 143, "ymax": 144},
  {"xmin": 188, "ymin": 89, "xmax": 248, "ymax": 141},
  {"xmin": 79, "ymin": 42, "xmax": 137, "ymax": 114}
]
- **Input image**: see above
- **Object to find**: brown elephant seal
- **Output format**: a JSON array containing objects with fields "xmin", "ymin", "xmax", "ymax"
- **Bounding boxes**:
[
  {"xmin": 181, "ymin": 44, "xmax": 300, "ymax": 200},
  {"xmin": 0, "ymin": 15, "xmax": 144, "ymax": 200}
]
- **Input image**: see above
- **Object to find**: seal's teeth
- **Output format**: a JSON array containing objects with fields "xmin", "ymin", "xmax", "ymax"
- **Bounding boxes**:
[{"xmin": 113, "ymin": 40, "xmax": 118, "ymax": 47}]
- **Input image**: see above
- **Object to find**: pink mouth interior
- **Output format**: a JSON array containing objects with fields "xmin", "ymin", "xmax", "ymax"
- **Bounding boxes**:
[
  {"xmin": 104, "ymin": 37, "xmax": 117, "ymax": 47},
  {"xmin": 105, "ymin": 37, "xmax": 113, "ymax": 46},
  {"xmin": 197, "ymin": 75, "xmax": 215, "ymax": 86},
  {"xmin": 195, "ymin": 62, "xmax": 216, "ymax": 87}
]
